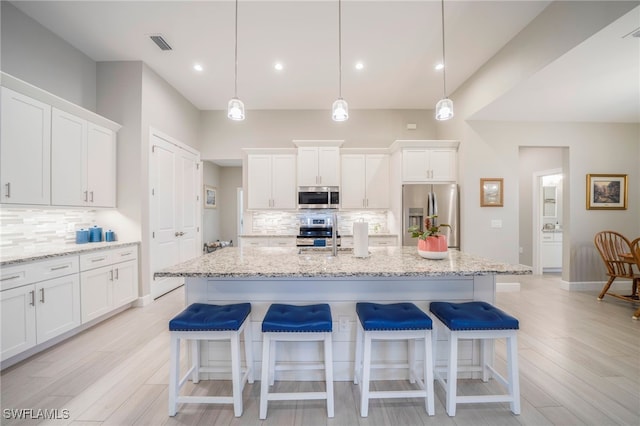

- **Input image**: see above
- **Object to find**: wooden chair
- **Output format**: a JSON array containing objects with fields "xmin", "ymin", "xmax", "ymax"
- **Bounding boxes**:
[
  {"xmin": 593, "ymin": 231, "xmax": 640, "ymax": 313},
  {"xmin": 631, "ymin": 237, "xmax": 640, "ymax": 320}
]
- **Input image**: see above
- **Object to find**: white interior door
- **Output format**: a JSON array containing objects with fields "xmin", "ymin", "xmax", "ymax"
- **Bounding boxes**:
[{"xmin": 150, "ymin": 132, "xmax": 201, "ymax": 299}]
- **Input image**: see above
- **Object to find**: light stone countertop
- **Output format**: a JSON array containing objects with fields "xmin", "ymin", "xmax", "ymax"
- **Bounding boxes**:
[
  {"xmin": 1, "ymin": 241, "xmax": 140, "ymax": 266},
  {"xmin": 154, "ymin": 246, "xmax": 532, "ymax": 279}
]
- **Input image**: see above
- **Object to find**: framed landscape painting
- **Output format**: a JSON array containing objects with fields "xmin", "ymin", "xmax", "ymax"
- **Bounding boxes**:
[
  {"xmin": 586, "ymin": 174, "xmax": 627, "ymax": 210},
  {"xmin": 480, "ymin": 178, "xmax": 504, "ymax": 207}
]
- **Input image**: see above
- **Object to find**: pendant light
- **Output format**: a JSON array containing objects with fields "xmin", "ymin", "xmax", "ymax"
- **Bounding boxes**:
[
  {"xmin": 332, "ymin": 0, "xmax": 348, "ymax": 121},
  {"xmin": 228, "ymin": 0, "xmax": 245, "ymax": 121},
  {"xmin": 435, "ymin": 0, "xmax": 453, "ymax": 121}
]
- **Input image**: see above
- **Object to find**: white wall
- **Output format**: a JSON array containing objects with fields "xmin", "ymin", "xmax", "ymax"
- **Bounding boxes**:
[
  {"xmin": 219, "ymin": 167, "xmax": 242, "ymax": 245},
  {"xmin": 199, "ymin": 109, "xmax": 436, "ymax": 161},
  {"xmin": 0, "ymin": 2, "xmax": 96, "ymax": 111},
  {"xmin": 202, "ymin": 161, "xmax": 221, "ymax": 243}
]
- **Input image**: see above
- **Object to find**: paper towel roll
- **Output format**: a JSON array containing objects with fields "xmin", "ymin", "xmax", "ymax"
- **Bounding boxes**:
[{"xmin": 353, "ymin": 222, "xmax": 369, "ymax": 258}]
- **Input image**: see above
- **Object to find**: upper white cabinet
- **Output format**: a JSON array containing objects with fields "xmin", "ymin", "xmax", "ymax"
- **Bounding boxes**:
[
  {"xmin": 52, "ymin": 109, "xmax": 116, "ymax": 207},
  {"xmin": 402, "ymin": 148, "xmax": 457, "ymax": 182},
  {"xmin": 247, "ymin": 154, "xmax": 296, "ymax": 210},
  {"xmin": 0, "ymin": 87, "xmax": 52, "ymax": 205},
  {"xmin": 297, "ymin": 146, "xmax": 340, "ymax": 187},
  {"xmin": 341, "ymin": 154, "xmax": 389, "ymax": 209}
]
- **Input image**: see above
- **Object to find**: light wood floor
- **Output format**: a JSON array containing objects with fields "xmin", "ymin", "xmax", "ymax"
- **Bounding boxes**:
[{"xmin": 1, "ymin": 274, "xmax": 638, "ymax": 425}]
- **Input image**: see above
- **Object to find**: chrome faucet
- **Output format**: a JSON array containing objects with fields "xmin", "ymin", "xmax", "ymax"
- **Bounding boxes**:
[{"xmin": 332, "ymin": 212, "xmax": 338, "ymax": 256}]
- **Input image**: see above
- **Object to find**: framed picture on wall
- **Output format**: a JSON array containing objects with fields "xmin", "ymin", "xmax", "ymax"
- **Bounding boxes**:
[
  {"xmin": 586, "ymin": 174, "xmax": 627, "ymax": 210},
  {"xmin": 204, "ymin": 185, "xmax": 217, "ymax": 209},
  {"xmin": 480, "ymin": 178, "xmax": 504, "ymax": 207}
]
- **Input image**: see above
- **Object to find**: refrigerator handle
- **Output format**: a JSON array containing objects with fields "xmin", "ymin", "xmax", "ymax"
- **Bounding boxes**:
[{"xmin": 432, "ymin": 191, "xmax": 438, "ymax": 219}]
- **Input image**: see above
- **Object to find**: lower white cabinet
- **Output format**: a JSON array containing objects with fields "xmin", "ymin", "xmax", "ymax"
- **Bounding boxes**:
[
  {"xmin": 80, "ymin": 247, "xmax": 138, "ymax": 323},
  {"xmin": 240, "ymin": 236, "xmax": 296, "ymax": 248},
  {"xmin": 1, "ymin": 261, "xmax": 80, "ymax": 361},
  {"xmin": 341, "ymin": 235, "xmax": 398, "ymax": 248}
]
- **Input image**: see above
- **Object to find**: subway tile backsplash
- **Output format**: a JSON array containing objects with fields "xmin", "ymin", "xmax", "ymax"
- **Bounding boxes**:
[
  {"xmin": 0, "ymin": 208, "xmax": 97, "ymax": 249},
  {"xmin": 250, "ymin": 211, "xmax": 389, "ymax": 235}
]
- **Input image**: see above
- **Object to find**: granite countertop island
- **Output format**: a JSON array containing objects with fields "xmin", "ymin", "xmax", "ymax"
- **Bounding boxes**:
[
  {"xmin": 155, "ymin": 246, "xmax": 531, "ymax": 278},
  {"xmin": 157, "ymin": 247, "xmax": 530, "ymax": 381}
]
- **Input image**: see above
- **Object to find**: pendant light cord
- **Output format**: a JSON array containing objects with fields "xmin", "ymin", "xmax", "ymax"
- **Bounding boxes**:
[
  {"xmin": 440, "ymin": 0, "xmax": 447, "ymax": 99},
  {"xmin": 338, "ymin": 0, "xmax": 342, "ymax": 99},
  {"xmin": 234, "ymin": 0, "xmax": 239, "ymax": 98}
]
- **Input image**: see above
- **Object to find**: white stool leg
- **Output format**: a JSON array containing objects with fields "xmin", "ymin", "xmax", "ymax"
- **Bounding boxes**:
[
  {"xmin": 168, "ymin": 334, "xmax": 180, "ymax": 416},
  {"xmin": 507, "ymin": 334, "xmax": 521, "ymax": 414},
  {"xmin": 230, "ymin": 331, "xmax": 243, "ymax": 417},
  {"xmin": 324, "ymin": 332, "xmax": 335, "ymax": 418},
  {"xmin": 354, "ymin": 322, "xmax": 363, "ymax": 385},
  {"xmin": 243, "ymin": 321, "xmax": 254, "ymax": 384},
  {"xmin": 423, "ymin": 331, "xmax": 435, "ymax": 416},
  {"xmin": 446, "ymin": 331, "xmax": 459, "ymax": 416},
  {"xmin": 360, "ymin": 332, "xmax": 372, "ymax": 417},
  {"xmin": 269, "ymin": 339, "xmax": 276, "ymax": 386},
  {"xmin": 481, "ymin": 337, "xmax": 490, "ymax": 382},
  {"xmin": 259, "ymin": 333, "xmax": 271, "ymax": 420},
  {"xmin": 191, "ymin": 339, "xmax": 200, "ymax": 383},
  {"xmin": 408, "ymin": 338, "xmax": 416, "ymax": 384}
]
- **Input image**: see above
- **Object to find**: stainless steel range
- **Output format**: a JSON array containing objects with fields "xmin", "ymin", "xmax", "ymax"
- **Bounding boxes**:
[{"xmin": 296, "ymin": 214, "xmax": 341, "ymax": 248}]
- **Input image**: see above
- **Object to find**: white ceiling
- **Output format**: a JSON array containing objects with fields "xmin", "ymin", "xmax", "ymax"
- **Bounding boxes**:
[{"xmin": 10, "ymin": 1, "xmax": 639, "ymax": 123}]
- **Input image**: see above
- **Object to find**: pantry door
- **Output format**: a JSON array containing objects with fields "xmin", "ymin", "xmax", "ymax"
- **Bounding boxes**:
[{"xmin": 150, "ymin": 130, "xmax": 201, "ymax": 299}]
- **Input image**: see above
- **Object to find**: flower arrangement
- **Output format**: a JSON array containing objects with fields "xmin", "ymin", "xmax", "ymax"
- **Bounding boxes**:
[{"xmin": 407, "ymin": 215, "xmax": 450, "ymax": 240}]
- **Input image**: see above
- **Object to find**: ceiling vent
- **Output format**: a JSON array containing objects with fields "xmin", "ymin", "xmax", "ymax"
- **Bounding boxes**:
[{"xmin": 150, "ymin": 35, "xmax": 172, "ymax": 51}]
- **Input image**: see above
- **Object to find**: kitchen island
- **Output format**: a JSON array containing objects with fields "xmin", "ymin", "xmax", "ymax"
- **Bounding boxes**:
[{"xmin": 156, "ymin": 246, "xmax": 531, "ymax": 381}]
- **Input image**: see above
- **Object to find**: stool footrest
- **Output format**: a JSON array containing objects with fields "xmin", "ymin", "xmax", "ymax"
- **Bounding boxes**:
[
  {"xmin": 456, "ymin": 394, "xmax": 516, "ymax": 404},
  {"xmin": 274, "ymin": 362, "xmax": 327, "ymax": 372},
  {"xmin": 266, "ymin": 391, "xmax": 329, "ymax": 401},
  {"xmin": 177, "ymin": 395, "xmax": 234, "ymax": 405},
  {"xmin": 368, "ymin": 390, "xmax": 429, "ymax": 399}
]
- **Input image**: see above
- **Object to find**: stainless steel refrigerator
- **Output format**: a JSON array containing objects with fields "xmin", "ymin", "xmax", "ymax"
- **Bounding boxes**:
[{"xmin": 402, "ymin": 184, "xmax": 460, "ymax": 248}]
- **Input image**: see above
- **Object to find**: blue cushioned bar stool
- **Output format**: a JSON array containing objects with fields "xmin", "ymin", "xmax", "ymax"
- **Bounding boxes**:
[
  {"xmin": 354, "ymin": 302, "xmax": 435, "ymax": 417},
  {"xmin": 429, "ymin": 301, "xmax": 520, "ymax": 416},
  {"xmin": 168, "ymin": 303, "xmax": 253, "ymax": 417},
  {"xmin": 259, "ymin": 303, "xmax": 334, "ymax": 419}
]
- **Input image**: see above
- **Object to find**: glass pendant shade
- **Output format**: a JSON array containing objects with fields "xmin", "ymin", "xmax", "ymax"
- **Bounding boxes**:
[
  {"xmin": 435, "ymin": 97, "xmax": 454, "ymax": 121},
  {"xmin": 227, "ymin": 97, "xmax": 245, "ymax": 121},
  {"xmin": 332, "ymin": 98, "xmax": 349, "ymax": 122}
]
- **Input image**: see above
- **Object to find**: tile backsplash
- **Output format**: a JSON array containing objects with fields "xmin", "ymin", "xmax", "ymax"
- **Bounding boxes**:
[
  {"xmin": 0, "ymin": 208, "xmax": 97, "ymax": 249},
  {"xmin": 250, "ymin": 210, "xmax": 389, "ymax": 235}
]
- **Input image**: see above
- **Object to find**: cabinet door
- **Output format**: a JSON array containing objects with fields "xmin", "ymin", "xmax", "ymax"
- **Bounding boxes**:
[
  {"xmin": 247, "ymin": 155, "xmax": 273, "ymax": 209},
  {"xmin": 80, "ymin": 266, "xmax": 113, "ymax": 323},
  {"xmin": 35, "ymin": 275, "xmax": 80, "ymax": 343},
  {"xmin": 297, "ymin": 147, "xmax": 319, "ymax": 186},
  {"xmin": 51, "ymin": 108, "xmax": 87, "ymax": 206},
  {"xmin": 271, "ymin": 155, "xmax": 296, "ymax": 209},
  {"xmin": 0, "ymin": 87, "xmax": 51, "ymax": 205},
  {"xmin": 87, "ymin": 123, "xmax": 116, "ymax": 207},
  {"xmin": 402, "ymin": 149, "xmax": 429, "ymax": 182},
  {"xmin": 112, "ymin": 260, "xmax": 137, "ymax": 308},
  {"xmin": 1, "ymin": 285, "xmax": 36, "ymax": 360},
  {"xmin": 365, "ymin": 155, "xmax": 389, "ymax": 209},
  {"xmin": 318, "ymin": 147, "xmax": 340, "ymax": 186},
  {"xmin": 429, "ymin": 149, "xmax": 457, "ymax": 181},
  {"xmin": 340, "ymin": 155, "xmax": 366, "ymax": 208}
]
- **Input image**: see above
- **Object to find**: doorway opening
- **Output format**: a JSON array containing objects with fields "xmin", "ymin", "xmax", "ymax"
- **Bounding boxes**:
[{"xmin": 533, "ymin": 170, "xmax": 563, "ymax": 275}]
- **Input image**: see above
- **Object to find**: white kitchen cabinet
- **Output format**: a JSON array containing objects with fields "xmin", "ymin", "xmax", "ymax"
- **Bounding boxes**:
[
  {"xmin": 1, "ymin": 256, "xmax": 80, "ymax": 361},
  {"xmin": 247, "ymin": 154, "xmax": 296, "ymax": 210},
  {"xmin": 51, "ymin": 108, "xmax": 116, "ymax": 207},
  {"xmin": 80, "ymin": 246, "xmax": 138, "ymax": 323},
  {"xmin": 341, "ymin": 235, "xmax": 397, "ymax": 248},
  {"xmin": 341, "ymin": 154, "xmax": 389, "ymax": 209},
  {"xmin": 297, "ymin": 146, "xmax": 340, "ymax": 187},
  {"xmin": 240, "ymin": 236, "xmax": 296, "ymax": 248},
  {"xmin": 0, "ymin": 87, "xmax": 52, "ymax": 205},
  {"xmin": 402, "ymin": 148, "xmax": 457, "ymax": 182},
  {"xmin": 541, "ymin": 232, "xmax": 562, "ymax": 271}
]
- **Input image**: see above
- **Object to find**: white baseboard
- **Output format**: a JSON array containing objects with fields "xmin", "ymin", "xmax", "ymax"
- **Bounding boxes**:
[
  {"xmin": 134, "ymin": 294, "xmax": 153, "ymax": 307},
  {"xmin": 497, "ymin": 282, "xmax": 520, "ymax": 292}
]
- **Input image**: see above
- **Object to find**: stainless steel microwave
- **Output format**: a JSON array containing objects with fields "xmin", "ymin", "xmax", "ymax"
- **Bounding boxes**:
[{"xmin": 298, "ymin": 186, "xmax": 340, "ymax": 209}]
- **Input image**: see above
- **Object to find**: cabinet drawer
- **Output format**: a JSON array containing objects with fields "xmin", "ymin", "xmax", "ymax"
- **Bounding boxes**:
[
  {"xmin": 269, "ymin": 237, "xmax": 296, "ymax": 247},
  {"xmin": 110, "ymin": 246, "xmax": 138, "ymax": 264},
  {"xmin": 370, "ymin": 236, "xmax": 397, "ymax": 247},
  {"xmin": 241, "ymin": 238, "xmax": 270, "ymax": 248},
  {"xmin": 80, "ymin": 251, "xmax": 112, "ymax": 271},
  {"xmin": 1, "ymin": 256, "xmax": 79, "ymax": 291}
]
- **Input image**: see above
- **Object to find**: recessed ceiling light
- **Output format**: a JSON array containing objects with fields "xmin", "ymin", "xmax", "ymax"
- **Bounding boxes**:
[
  {"xmin": 434, "ymin": 63, "xmax": 444, "ymax": 71},
  {"xmin": 274, "ymin": 62, "xmax": 284, "ymax": 71},
  {"xmin": 355, "ymin": 62, "xmax": 364, "ymax": 70},
  {"xmin": 193, "ymin": 63, "xmax": 204, "ymax": 72}
]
